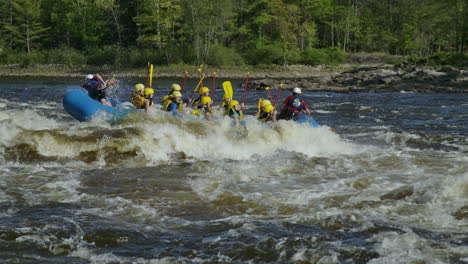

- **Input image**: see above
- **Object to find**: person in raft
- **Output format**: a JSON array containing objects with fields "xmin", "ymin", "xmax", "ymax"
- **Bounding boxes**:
[
  {"xmin": 161, "ymin": 83, "xmax": 182, "ymax": 106},
  {"xmin": 278, "ymin": 87, "xmax": 311, "ymax": 120},
  {"xmin": 191, "ymin": 87, "xmax": 210, "ymax": 109},
  {"xmin": 228, "ymin": 100, "xmax": 244, "ymax": 127},
  {"xmin": 130, "ymin": 83, "xmax": 145, "ymax": 109},
  {"xmin": 220, "ymin": 94, "xmax": 232, "ymax": 116},
  {"xmin": 142, "ymin": 88, "xmax": 155, "ymax": 111},
  {"xmin": 164, "ymin": 91, "xmax": 185, "ymax": 115},
  {"xmin": 256, "ymin": 99, "xmax": 277, "ymax": 122},
  {"xmin": 191, "ymin": 96, "xmax": 213, "ymax": 120},
  {"xmin": 130, "ymin": 84, "xmax": 154, "ymax": 111},
  {"xmin": 82, "ymin": 73, "xmax": 114, "ymax": 106}
]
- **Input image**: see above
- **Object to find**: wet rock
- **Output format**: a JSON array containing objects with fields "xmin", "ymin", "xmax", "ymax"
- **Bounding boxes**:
[
  {"xmin": 247, "ymin": 64, "xmax": 468, "ymax": 93},
  {"xmin": 83, "ymin": 230, "xmax": 127, "ymax": 247},
  {"xmin": 339, "ymin": 248, "xmax": 380, "ymax": 263},
  {"xmin": 453, "ymin": 205, "xmax": 468, "ymax": 220},
  {"xmin": 380, "ymin": 186, "xmax": 414, "ymax": 200},
  {"xmin": 319, "ymin": 216, "xmax": 355, "ymax": 231},
  {"xmin": 0, "ymin": 231, "xmax": 20, "ymax": 241}
]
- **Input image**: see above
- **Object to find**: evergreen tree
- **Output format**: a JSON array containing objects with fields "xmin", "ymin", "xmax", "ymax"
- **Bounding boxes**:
[{"xmin": 3, "ymin": 0, "xmax": 49, "ymax": 53}]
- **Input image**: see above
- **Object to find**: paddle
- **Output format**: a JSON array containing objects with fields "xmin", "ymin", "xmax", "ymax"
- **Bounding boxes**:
[
  {"xmin": 222, "ymin": 81, "xmax": 233, "ymax": 99},
  {"xmin": 146, "ymin": 62, "xmax": 150, "ymax": 88},
  {"xmin": 211, "ymin": 72, "xmax": 216, "ymax": 100},
  {"xmin": 273, "ymin": 83, "xmax": 283, "ymax": 107},
  {"xmin": 198, "ymin": 68, "xmax": 204, "ymax": 87},
  {"xmin": 256, "ymin": 99, "xmax": 263, "ymax": 118},
  {"xmin": 181, "ymin": 71, "xmax": 188, "ymax": 93},
  {"xmin": 188, "ymin": 74, "xmax": 206, "ymax": 101},
  {"xmin": 149, "ymin": 63, "xmax": 154, "ymax": 88},
  {"xmin": 241, "ymin": 72, "xmax": 249, "ymax": 105},
  {"xmin": 265, "ymin": 87, "xmax": 274, "ymax": 102}
]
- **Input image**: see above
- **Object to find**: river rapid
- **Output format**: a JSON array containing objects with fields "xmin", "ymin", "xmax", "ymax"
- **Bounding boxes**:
[{"xmin": 0, "ymin": 77, "xmax": 467, "ymax": 264}]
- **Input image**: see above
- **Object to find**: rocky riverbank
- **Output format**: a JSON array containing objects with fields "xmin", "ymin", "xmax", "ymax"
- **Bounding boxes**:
[
  {"xmin": 1, "ymin": 63, "xmax": 467, "ymax": 93},
  {"xmin": 248, "ymin": 65, "xmax": 468, "ymax": 93}
]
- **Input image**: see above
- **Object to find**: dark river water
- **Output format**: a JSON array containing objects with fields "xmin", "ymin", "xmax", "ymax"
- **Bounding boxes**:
[{"xmin": 0, "ymin": 76, "xmax": 467, "ymax": 264}]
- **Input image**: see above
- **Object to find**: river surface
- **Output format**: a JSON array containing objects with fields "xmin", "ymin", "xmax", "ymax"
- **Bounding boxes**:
[{"xmin": 0, "ymin": 77, "xmax": 467, "ymax": 264}]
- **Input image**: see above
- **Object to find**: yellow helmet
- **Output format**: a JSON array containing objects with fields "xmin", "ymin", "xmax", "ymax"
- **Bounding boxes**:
[
  {"xmin": 144, "ymin": 88, "xmax": 154, "ymax": 96},
  {"xmin": 201, "ymin": 96, "xmax": 212, "ymax": 105},
  {"xmin": 171, "ymin": 84, "xmax": 181, "ymax": 91},
  {"xmin": 261, "ymin": 99, "xmax": 272, "ymax": 107},
  {"xmin": 171, "ymin": 91, "xmax": 182, "ymax": 98},
  {"xmin": 264, "ymin": 105, "xmax": 274, "ymax": 113},
  {"xmin": 229, "ymin": 100, "xmax": 239, "ymax": 108},
  {"xmin": 135, "ymin": 83, "xmax": 145, "ymax": 92},
  {"xmin": 223, "ymin": 94, "xmax": 231, "ymax": 100},
  {"xmin": 200, "ymin": 87, "xmax": 210, "ymax": 94}
]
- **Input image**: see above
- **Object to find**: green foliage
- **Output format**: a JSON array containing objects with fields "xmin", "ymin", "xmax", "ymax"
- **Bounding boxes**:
[
  {"xmin": 301, "ymin": 47, "xmax": 346, "ymax": 65},
  {"xmin": 244, "ymin": 43, "xmax": 283, "ymax": 65},
  {"xmin": 85, "ymin": 46, "xmax": 119, "ymax": 66},
  {"xmin": 301, "ymin": 48, "xmax": 328, "ymax": 65},
  {"xmin": 325, "ymin": 47, "xmax": 346, "ymax": 65},
  {"xmin": 0, "ymin": 0, "xmax": 466, "ymax": 67},
  {"xmin": 42, "ymin": 48, "xmax": 86, "ymax": 65},
  {"xmin": 205, "ymin": 45, "xmax": 244, "ymax": 66},
  {"xmin": 0, "ymin": 49, "xmax": 42, "ymax": 66},
  {"xmin": 426, "ymin": 52, "xmax": 468, "ymax": 66}
]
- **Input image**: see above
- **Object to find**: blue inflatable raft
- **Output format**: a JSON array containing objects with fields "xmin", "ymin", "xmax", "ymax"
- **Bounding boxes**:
[
  {"xmin": 294, "ymin": 114, "xmax": 320, "ymax": 128},
  {"xmin": 63, "ymin": 89, "xmax": 142, "ymax": 122}
]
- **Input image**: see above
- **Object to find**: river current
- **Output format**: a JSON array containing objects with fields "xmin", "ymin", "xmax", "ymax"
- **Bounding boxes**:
[{"xmin": 0, "ymin": 77, "xmax": 467, "ymax": 264}]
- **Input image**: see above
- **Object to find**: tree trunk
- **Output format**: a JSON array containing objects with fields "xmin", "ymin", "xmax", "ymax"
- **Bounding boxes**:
[
  {"xmin": 110, "ymin": 6, "xmax": 122, "ymax": 46},
  {"xmin": 155, "ymin": 0, "xmax": 162, "ymax": 51},
  {"xmin": 282, "ymin": 37, "xmax": 287, "ymax": 68},
  {"xmin": 190, "ymin": 3, "xmax": 201, "ymax": 65},
  {"xmin": 26, "ymin": 16, "xmax": 30, "ymax": 54}
]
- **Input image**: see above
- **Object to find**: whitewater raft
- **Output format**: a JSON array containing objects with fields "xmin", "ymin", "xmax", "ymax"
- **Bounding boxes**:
[
  {"xmin": 63, "ymin": 89, "xmax": 320, "ymax": 127},
  {"xmin": 293, "ymin": 114, "xmax": 320, "ymax": 128},
  {"xmin": 63, "ymin": 89, "xmax": 142, "ymax": 122}
]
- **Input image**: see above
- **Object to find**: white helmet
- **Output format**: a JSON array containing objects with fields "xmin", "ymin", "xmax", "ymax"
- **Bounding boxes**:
[
  {"xmin": 292, "ymin": 87, "xmax": 302, "ymax": 94},
  {"xmin": 86, "ymin": 74, "xmax": 94, "ymax": 80}
]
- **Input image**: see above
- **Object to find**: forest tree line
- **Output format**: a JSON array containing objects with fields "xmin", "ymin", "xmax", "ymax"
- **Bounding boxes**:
[{"xmin": 1, "ymin": 0, "xmax": 468, "ymax": 67}]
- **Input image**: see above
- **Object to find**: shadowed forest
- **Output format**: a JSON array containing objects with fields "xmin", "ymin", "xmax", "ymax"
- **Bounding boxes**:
[{"xmin": 1, "ymin": 0, "xmax": 468, "ymax": 67}]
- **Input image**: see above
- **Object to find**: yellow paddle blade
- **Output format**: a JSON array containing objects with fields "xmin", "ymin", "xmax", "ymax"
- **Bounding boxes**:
[
  {"xmin": 149, "ymin": 64, "xmax": 154, "ymax": 88},
  {"xmin": 222, "ymin": 81, "xmax": 233, "ymax": 99},
  {"xmin": 256, "ymin": 99, "xmax": 263, "ymax": 117},
  {"xmin": 223, "ymin": 81, "xmax": 234, "ymax": 99}
]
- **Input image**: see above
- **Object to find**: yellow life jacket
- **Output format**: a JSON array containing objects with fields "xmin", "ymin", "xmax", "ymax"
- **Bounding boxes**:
[
  {"xmin": 131, "ymin": 92, "xmax": 145, "ymax": 109},
  {"xmin": 191, "ymin": 106, "xmax": 212, "ymax": 116},
  {"xmin": 163, "ymin": 99, "xmax": 183, "ymax": 112},
  {"xmin": 191, "ymin": 109, "xmax": 201, "ymax": 116},
  {"xmin": 161, "ymin": 95, "xmax": 169, "ymax": 104}
]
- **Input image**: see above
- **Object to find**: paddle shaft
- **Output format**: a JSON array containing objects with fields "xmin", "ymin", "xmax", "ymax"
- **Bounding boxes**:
[
  {"xmin": 211, "ymin": 72, "xmax": 216, "ymax": 100},
  {"xmin": 242, "ymin": 73, "xmax": 249, "ymax": 104},
  {"xmin": 181, "ymin": 71, "xmax": 188, "ymax": 93},
  {"xmin": 188, "ymin": 74, "xmax": 206, "ymax": 101},
  {"xmin": 146, "ymin": 62, "xmax": 150, "ymax": 87},
  {"xmin": 266, "ymin": 88, "xmax": 274, "ymax": 102},
  {"xmin": 198, "ymin": 69, "xmax": 204, "ymax": 87},
  {"xmin": 273, "ymin": 84, "xmax": 283, "ymax": 107}
]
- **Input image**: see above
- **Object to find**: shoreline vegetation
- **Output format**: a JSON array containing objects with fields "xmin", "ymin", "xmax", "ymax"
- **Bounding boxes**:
[
  {"xmin": 1, "ymin": 59, "xmax": 467, "ymax": 93},
  {"xmin": 0, "ymin": 63, "xmax": 342, "ymax": 79},
  {"xmin": 2, "ymin": 0, "xmax": 468, "ymax": 93}
]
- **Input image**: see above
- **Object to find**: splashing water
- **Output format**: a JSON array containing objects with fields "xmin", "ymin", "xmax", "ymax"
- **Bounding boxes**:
[{"xmin": 0, "ymin": 78, "xmax": 467, "ymax": 263}]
